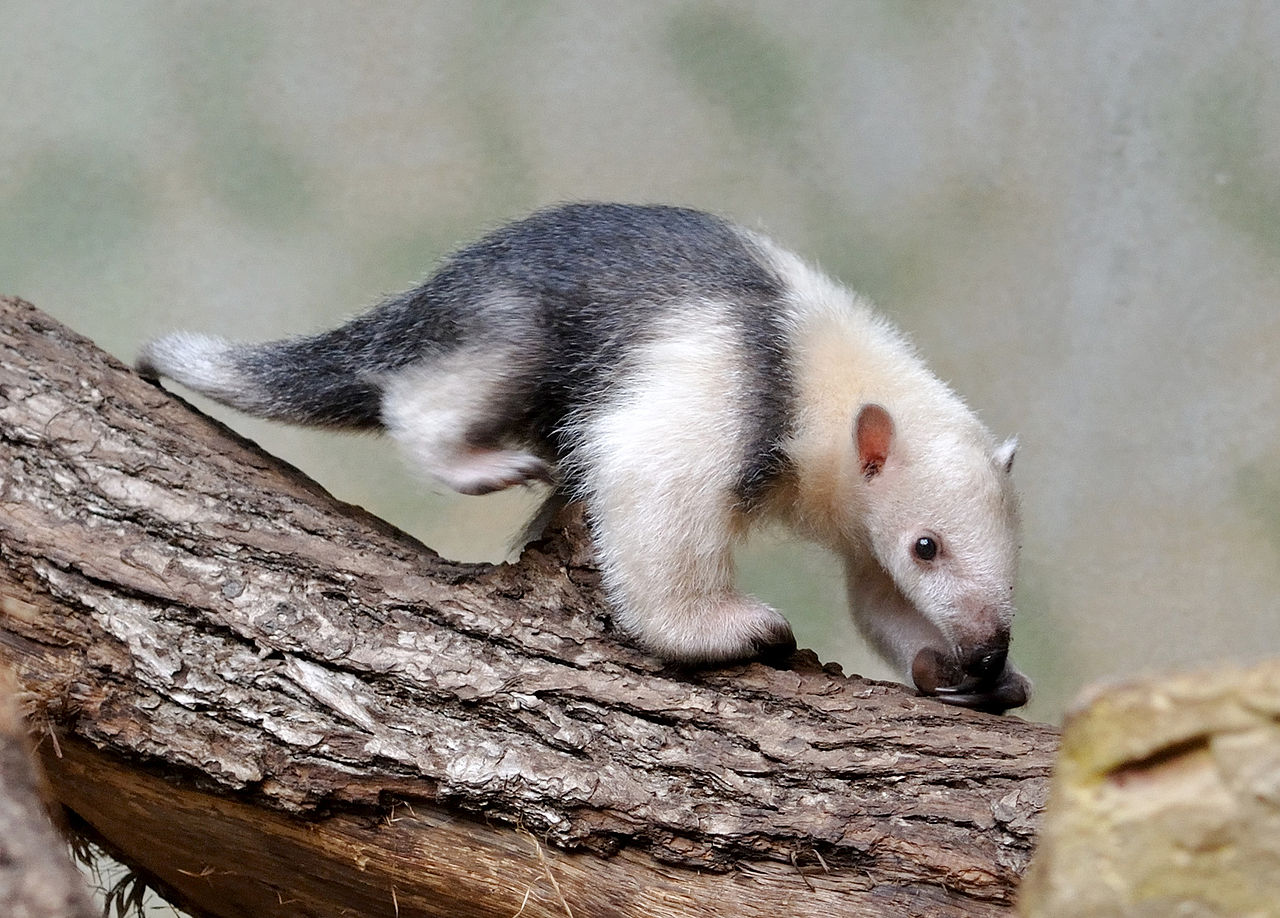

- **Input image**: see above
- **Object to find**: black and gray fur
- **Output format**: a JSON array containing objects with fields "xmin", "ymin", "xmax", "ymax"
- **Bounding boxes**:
[
  {"xmin": 141, "ymin": 204, "xmax": 792, "ymax": 504},
  {"xmin": 138, "ymin": 202, "xmax": 1029, "ymax": 711}
]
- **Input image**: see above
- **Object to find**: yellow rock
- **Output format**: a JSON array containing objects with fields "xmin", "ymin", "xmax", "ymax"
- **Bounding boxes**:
[{"xmin": 1020, "ymin": 658, "xmax": 1280, "ymax": 918}]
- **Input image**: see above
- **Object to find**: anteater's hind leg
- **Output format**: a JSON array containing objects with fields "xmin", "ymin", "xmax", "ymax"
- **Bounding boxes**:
[{"xmin": 380, "ymin": 353, "xmax": 552, "ymax": 495}]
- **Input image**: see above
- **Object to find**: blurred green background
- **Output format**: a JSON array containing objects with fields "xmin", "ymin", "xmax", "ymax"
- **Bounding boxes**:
[{"xmin": 4, "ymin": 1, "xmax": 1279, "ymax": 738}]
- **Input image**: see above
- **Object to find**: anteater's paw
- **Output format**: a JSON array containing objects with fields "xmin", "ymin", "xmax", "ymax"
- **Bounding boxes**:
[{"xmin": 642, "ymin": 597, "xmax": 796, "ymax": 667}]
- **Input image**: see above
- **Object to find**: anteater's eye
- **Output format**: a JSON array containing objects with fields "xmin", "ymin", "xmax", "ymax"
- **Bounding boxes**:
[{"xmin": 914, "ymin": 536, "xmax": 939, "ymax": 562}]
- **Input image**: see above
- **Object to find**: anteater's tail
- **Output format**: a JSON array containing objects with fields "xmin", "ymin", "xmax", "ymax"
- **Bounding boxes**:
[{"xmin": 136, "ymin": 327, "xmax": 387, "ymax": 430}]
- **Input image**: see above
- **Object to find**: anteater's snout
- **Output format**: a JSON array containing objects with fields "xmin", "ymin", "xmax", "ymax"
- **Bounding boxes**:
[
  {"xmin": 912, "ymin": 621, "xmax": 1027, "ymax": 715},
  {"xmin": 914, "ymin": 624, "xmax": 1028, "ymax": 714},
  {"xmin": 961, "ymin": 642, "xmax": 1008, "ymax": 684}
]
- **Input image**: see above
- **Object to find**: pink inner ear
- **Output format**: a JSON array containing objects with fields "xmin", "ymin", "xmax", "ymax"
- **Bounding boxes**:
[{"xmin": 855, "ymin": 403, "xmax": 894, "ymax": 477}]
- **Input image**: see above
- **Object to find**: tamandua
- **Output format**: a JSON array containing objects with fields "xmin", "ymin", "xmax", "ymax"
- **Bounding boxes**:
[{"xmin": 137, "ymin": 203, "xmax": 1030, "ymax": 712}]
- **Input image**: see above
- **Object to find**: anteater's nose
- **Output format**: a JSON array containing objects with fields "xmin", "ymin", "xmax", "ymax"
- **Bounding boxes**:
[{"xmin": 962, "ymin": 643, "xmax": 1008, "ymax": 683}]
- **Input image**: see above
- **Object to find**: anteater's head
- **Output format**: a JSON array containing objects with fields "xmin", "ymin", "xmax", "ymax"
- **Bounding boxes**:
[{"xmin": 847, "ymin": 403, "xmax": 1029, "ymax": 713}]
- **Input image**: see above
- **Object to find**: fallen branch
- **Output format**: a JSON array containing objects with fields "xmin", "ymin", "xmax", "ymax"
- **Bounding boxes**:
[{"xmin": 0, "ymin": 296, "xmax": 1058, "ymax": 917}]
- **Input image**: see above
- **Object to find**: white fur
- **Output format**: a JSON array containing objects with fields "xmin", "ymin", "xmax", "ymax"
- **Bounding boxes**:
[
  {"xmin": 746, "ymin": 236, "xmax": 1021, "ymax": 678},
  {"xmin": 136, "ymin": 332, "xmax": 246, "ymax": 403},
  {"xmin": 382, "ymin": 350, "xmax": 550, "ymax": 495},
  {"xmin": 558, "ymin": 304, "xmax": 791, "ymax": 662}
]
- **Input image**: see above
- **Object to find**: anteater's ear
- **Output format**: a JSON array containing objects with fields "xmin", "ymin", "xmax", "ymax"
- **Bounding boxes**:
[
  {"xmin": 855, "ymin": 403, "xmax": 894, "ymax": 479},
  {"xmin": 993, "ymin": 437, "xmax": 1018, "ymax": 475}
]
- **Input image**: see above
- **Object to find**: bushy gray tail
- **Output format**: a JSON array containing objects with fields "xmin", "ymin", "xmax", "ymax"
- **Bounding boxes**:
[{"xmin": 136, "ymin": 328, "xmax": 386, "ymax": 429}]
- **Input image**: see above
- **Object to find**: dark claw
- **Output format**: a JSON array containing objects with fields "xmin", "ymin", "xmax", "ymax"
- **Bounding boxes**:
[{"xmin": 750, "ymin": 622, "xmax": 798, "ymax": 666}]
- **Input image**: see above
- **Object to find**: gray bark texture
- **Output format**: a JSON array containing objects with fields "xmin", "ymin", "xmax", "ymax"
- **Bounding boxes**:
[{"xmin": 0, "ymin": 296, "xmax": 1059, "ymax": 918}]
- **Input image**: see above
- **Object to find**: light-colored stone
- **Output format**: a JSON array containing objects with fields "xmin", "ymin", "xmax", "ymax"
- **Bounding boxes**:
[{"xmin": 1021, "ymin": 658, "xmax": 1280, "ymax": 917}]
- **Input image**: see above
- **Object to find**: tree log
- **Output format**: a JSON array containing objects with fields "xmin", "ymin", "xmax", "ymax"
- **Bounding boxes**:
[{"xmin": 0, "ymin": 296, "xmax": 1059, "ymax": 917}]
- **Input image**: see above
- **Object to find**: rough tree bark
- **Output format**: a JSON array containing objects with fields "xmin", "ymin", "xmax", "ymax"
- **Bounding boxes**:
[{"xmin": 0, "ymin": 296, "xmax": 1059, "ymax": 918}]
